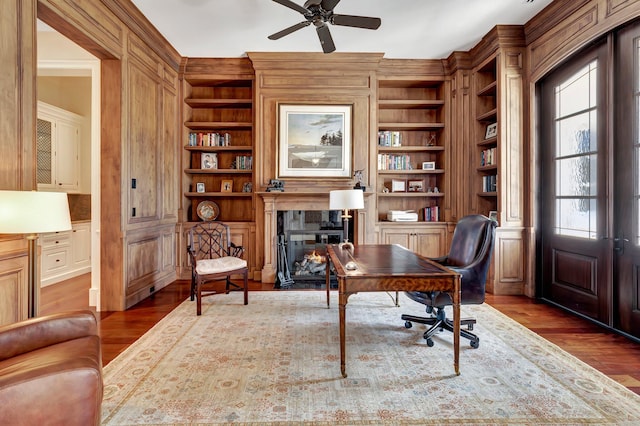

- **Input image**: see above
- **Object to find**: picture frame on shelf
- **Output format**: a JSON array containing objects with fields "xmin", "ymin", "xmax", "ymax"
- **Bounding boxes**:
[
  {"xmin": 201, "ymin": 152, "xmax": 218, "ymax": 169},
  {"xmin": 485, "ymin": 122, "xmax": 498, "ymax": 139},
  {"xmin": 242, "ymin": 182, "xmax": 253, "ymax": 193},
  {"xmin": 391, "ymin": 179, "xmax": 406, "ymax": 192},
  {"xmin": 221, "ymin": 180, "xmax": 233, "ymax": 192},
  {"xmin": 422, "ymin": 161, "xmax": 436, "ymax": 170},
  {"xmin": 277, "ymin": 104, "xmax": 352, "ymax": 178},
  {"xmin": 408, "ymin": 180, "xmax": 424, "ymax": 192},
  {"xmin": 489, "ymin": 210, "xmax": 498, "ymax": 223},
  {"xmin": 195, "ymin": 182, "xmax": 205, "ymax": 193}
]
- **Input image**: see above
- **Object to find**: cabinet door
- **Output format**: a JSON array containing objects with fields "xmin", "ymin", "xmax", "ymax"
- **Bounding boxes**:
[
  {"xmin": 71, "ymin": 223, "xmax": 91, "ymax": 267},
  {"xmin": 414, "ymin": 228, "xmax": 447, "ymax": 258},
  {"xmin": 36, "ymin": 117, "xmax": 54, "ymax": 188},
  {"xmin": 55, "ymin": 119, "xmax": 80, "ymax": 191},
  {"xmin": 379, "ymin": 227, "xmax": 413, "ymax": 251}
]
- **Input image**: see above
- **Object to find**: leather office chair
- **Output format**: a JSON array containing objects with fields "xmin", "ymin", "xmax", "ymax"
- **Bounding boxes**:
[
  {"xmin": 402, "ymin": 214, "xmax": 497, "ymax": 348},
  {"xmin": 188, "ymin": 221, "xmax": 249, "ymax": 315}
]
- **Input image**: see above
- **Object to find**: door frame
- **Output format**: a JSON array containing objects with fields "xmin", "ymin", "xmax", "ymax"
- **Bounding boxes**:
[
  {"xmin": 536, "ymin": 38, "xmax": 613, "ymax": 325},
  {"xmin": 37, "ymin": 58, "xmax": 101, "ymax": 308}
]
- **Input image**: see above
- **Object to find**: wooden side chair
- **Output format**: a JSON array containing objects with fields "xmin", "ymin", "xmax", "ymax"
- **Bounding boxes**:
[{"xmin": 187, "ymin": 222, "xmax": 248, "ymax": 315}]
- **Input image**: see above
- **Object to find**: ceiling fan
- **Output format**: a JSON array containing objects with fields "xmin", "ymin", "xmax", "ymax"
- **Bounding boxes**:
[{"xmin": 268, "ymin": 0, "xmax": 382, "ymax": 54}]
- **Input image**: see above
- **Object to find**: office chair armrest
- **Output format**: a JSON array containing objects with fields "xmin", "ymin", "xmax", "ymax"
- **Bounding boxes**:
[{"xmin": 429, "ymin": 255, "xmax": 449, "ymax": 265}]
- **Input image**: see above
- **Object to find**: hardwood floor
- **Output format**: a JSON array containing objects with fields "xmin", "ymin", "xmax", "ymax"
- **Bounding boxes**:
[{"xmin": 41, "ymin": 274, "xmax": 640, "ymax": 395}]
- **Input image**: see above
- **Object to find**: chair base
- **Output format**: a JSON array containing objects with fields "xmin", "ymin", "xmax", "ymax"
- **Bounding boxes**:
[
  {"xmin": 401, "ymin": 308, "xmax": 480, "ymax": 349},
  {"xmin": 194, "ymin": 270, "xmax": 248, "ymax": 315}
]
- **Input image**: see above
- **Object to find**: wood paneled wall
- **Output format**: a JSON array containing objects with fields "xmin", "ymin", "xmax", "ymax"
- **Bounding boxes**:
[
  {"xmin": 3, "ymin": 0, "xmax": 640, "ymax": 319},
  {"xmin": 0, "ymin": 0, "xmax": 182, "ymax": 318}
]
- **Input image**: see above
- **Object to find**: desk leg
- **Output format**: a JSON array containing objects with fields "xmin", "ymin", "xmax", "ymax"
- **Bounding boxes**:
[
  {"xmin": 339, "ymin": 290, "xmax": 348, "ymax": 378},
  {"xmin": 326, "ymin": 258, "xmax": 331, "ymax": 308},
  {"xmin": 453, "ymin": 275, "xmax": 461, "ymax": 376}
]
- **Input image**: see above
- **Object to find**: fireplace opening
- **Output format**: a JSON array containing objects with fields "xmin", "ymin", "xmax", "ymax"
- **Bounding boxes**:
[{"xmin": 276, "ymin": 210, "xmax": 350, "ymax": 288}]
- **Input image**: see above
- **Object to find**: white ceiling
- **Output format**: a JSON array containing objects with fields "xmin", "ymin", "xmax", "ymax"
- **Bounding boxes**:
[{"xmin": 130, "ymin": 0, "xmax": 554, "ymax": 59}]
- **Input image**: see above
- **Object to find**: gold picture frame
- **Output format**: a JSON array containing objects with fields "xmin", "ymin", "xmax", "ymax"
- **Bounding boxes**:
[
  {"xmin": 221, "ymin": 180, "xmax": 233, "ymax": 193},
  {"xmin": 278, "ymin": 104, "xmax": 352, "ymax": 178}
]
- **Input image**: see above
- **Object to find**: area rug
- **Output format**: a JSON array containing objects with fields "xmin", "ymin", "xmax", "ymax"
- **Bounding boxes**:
[{"xmin": 102, "ymin": 291, "xmax": 640, "ymax": 425}]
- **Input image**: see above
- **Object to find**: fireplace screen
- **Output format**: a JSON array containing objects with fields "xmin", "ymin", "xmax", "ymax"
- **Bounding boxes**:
[{"xmin": 277, "ymin": 210, "xmax": 347, "ymax": 287}]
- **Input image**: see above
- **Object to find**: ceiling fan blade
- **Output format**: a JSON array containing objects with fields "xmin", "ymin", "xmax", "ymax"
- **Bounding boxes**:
[
  {"xmin": 316, "ymin": 24, "xmax": 336, "ymax": 53},
  {"xmin": 268, "ymin": 21, "xmax": 311, "ymax": 40},
  {"xmin": 320, "ymin": 0, "xmax": 340, "ymax": 11},
  {"xmin": 331, "ymin": 14, "xmax": 381, "ymax": 30},
  {"xmin": 272, "ymin": 0, "xmax": 309, "ymax": 15}
]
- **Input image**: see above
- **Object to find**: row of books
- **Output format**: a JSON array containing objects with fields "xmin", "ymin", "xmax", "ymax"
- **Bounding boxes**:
[
  {"xmin": 482, "ymin": 175, "xmax": 497, "ymax": 192},
  {"xmin": 423, "ymin": 205, "xmax": 440, "ymax": 222},
  {"xmin": 480, "ymin": 147, "xmax": 497, "ymax": 166},
  {"xmin": 234, "ymin": 155, "xmax": 253, "ymax": 170},
  {"xmin": 378, "ymin": 131, "xmax": 402, "ymax": 147},
  {"xmin": 188, "ymin": 132, "xmax": 231, "ymax": 147},
  {"xmin": 378, "ymin": 154, "xmax": 412, "ymax": 170}
]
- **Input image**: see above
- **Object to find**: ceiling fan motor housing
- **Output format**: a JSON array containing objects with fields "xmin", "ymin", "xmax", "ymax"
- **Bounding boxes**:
[{"xmin": 269, "ymin": 0, "xmax": 381, "ymax": 53}]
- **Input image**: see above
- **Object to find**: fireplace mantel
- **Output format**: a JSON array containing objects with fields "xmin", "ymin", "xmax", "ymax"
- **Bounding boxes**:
[{"xmin": 258, "ymin": 191, "xmax": 372, "ymax": 282}]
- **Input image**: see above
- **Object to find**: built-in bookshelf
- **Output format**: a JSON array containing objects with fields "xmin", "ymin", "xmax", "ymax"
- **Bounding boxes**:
[
  {"xmin": 183, "ymin": 77, "xmax": 254, "ymax": 223},
  {"xmin": 474, "ymin": 56, "xmax": 499, "ymax": 216},
  {"xmin": 376, "ymin": 77, "xmax": 446, "ymax": 223}
]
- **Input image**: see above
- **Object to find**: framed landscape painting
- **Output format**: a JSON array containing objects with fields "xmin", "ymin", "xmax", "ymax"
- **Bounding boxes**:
[{"xmin": 278, "ymin": 104, "xmax": 352, "ymax": 178}]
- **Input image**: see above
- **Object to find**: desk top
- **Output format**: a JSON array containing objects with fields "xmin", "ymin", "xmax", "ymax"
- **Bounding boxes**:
[{"xmin": 327, "ymin": 244, "xmax": 456, "ymax": 279}]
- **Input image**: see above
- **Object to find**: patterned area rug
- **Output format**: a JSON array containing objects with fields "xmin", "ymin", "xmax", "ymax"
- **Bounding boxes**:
[{"xmin": 102, "ymin": 291, "xmax": 640, "ymax": 425}]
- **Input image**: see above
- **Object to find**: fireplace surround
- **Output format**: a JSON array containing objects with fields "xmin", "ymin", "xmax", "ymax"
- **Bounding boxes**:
[{"xmin": 258, "ymin": 192, "xmax": 371, "ymax": 283}]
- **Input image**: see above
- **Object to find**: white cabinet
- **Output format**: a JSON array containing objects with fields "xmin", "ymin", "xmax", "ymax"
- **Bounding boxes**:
[
  {"xmin": 379, "ymin": 223, "xmax": 449, "ymax": 259},
  {"xmin": 71, "ymin": 222, "xmax": 91, "ymax": 268},
  {"xmin": 40, "ymin": 221, "xmax": 91, "ymax": 287},
  {"xmin": 37, "ymin": 101, "xmax": 82, "ymax": 192}
]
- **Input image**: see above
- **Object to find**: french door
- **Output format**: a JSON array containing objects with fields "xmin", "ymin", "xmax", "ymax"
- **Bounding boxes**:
[
  {"xmin": 614, "ymin": 23, "xmax": 640, "ymax": 338},
  {"xmin": 540, "ymin": 22, "xmax": 640, "ymax": 340}
]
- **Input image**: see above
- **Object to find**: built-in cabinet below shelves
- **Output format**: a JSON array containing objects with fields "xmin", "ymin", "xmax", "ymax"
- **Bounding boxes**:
[
  {"xmin": 376, "ymin": 76, "xmax": 448, "ymax": 224},
  {"xmin": 379, "ymin": 222, "xmax": 448, "ymax": 258}
]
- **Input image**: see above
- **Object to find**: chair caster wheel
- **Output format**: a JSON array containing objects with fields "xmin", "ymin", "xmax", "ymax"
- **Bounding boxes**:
[
  {"xmin": 426, "ymin": 338, "xmax": 434, "ymax": 347},
  {"xmin": 470, "ymin": 339, "xmax": 479, "ymax": 349},
  {"xmin": 404, "ymin": 321, "xmax": 412, "ymax": 329}
]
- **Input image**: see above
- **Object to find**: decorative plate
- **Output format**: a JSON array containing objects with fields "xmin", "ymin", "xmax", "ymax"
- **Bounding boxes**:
[{"xmin": 196, "ymin": 200, "xmax": 220, "ymax": 221}]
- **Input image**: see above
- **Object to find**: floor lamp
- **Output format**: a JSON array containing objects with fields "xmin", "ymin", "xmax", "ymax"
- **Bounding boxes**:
[
  {"xmin": 0, "ymin": 190, "xmax": 71, "ymax": 318},
  {"xmin": 329, "ymin": 189, "xmax": 365, "ymax": 250}
]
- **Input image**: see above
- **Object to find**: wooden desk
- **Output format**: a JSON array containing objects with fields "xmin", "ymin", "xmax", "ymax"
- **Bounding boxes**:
[{"xmin": 325, "ymin": 244, "xmax": 461, "ymax": 378}]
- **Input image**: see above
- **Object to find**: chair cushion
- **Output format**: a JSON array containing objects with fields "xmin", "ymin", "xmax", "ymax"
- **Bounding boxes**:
[{"xmin": 196, "ymin": 257, "xmax": 247, "ymax": 274}]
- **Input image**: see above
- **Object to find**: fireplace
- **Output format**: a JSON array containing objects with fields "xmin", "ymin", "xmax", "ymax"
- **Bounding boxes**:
[
  {"xmin": 258, "ymin": 192, "xmax": 371, "ymax": 284},
  {"xmin": 276, "ymin": 210, "xmax": 346, "ymax": 287}
]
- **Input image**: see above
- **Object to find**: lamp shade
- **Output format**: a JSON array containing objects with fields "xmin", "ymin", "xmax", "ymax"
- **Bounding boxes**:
[
  {"xmin": 0, "ymin": 190, "xmax": 72, "ymax": 234},
  {"xmin": 329, "ymin": 189, "xmax": 365, "ymax": 210}
]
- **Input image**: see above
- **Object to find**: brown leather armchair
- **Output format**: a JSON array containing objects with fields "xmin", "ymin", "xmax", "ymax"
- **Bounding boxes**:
[{"xmin": 0, "ymin": 310, "xmax": 103, "ymax": 426}]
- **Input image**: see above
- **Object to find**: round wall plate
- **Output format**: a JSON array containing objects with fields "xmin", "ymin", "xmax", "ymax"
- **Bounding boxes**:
[{"xmin": 196, "ymin": 200, "xmax": 220, "ymax": 221}]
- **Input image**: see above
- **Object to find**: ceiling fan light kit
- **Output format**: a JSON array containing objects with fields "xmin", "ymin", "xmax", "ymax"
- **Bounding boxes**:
[{"xmin": 269, "ymin": 0, "xmax": 381, "ymax": 53}]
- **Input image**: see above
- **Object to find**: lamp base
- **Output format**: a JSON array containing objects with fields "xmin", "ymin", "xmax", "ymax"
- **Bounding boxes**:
[{"xmin": 338, "ymin": 240, "xmax": 354, "ymax": 250}]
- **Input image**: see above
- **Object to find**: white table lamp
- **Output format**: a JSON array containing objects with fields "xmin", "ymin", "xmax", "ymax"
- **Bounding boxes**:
[
  {"xmin": 329, "ymin": 189, "xmax": 364, "ymax": 249},
  {"xmin": 0, "ymin": 190, "xmax": 72, "ymax": 318}
]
